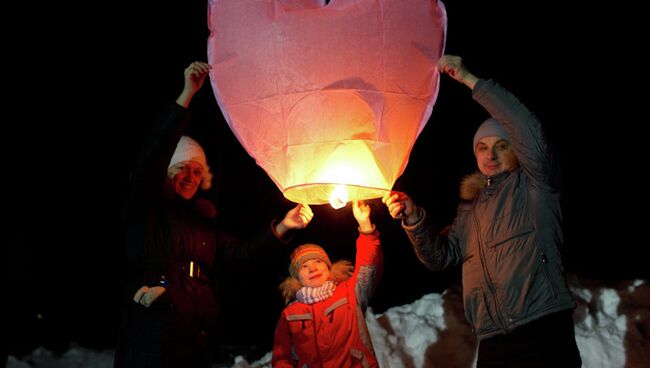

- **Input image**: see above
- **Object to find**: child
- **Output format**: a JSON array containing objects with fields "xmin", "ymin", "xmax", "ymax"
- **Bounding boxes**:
[{"xmin": 272, "ymin": 200, "xmax": 383, "ymax": 368}]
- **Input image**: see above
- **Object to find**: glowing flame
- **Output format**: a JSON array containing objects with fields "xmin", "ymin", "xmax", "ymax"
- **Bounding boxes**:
[{"xmin": 329, "ymin": 184, "xmax": 349, "ymax": 209}]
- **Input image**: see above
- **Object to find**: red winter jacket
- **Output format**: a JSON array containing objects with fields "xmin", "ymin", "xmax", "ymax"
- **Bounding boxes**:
[{"xmin": 272, "ymin": 231, "xmax": 383, "ymax": 368}]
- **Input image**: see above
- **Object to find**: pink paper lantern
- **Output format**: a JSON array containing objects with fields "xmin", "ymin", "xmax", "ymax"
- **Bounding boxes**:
[{"xmin": 208, "ymin": 0, "xmax": 447, "ymax": 206}]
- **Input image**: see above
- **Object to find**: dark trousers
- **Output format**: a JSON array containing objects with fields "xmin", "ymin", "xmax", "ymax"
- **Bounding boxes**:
[
  {"xmin": 477, "ymin": 310, "xmax": 582, "ymax": 368},
  {"xmin": 114, "ymin": 302, "xmax": 216, "ymax": 368}
]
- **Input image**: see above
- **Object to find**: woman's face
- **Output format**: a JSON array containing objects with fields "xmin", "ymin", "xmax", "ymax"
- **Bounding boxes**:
[
  {"xmin": 173, "ymin": 161, "xmax": 203, "ymax": 199},
  {"xmin": 297, "ymin": 259, "xmax": 330, "ymax": 288},
  {"xmin": 475, "ymin": 136, "xmax": 519, "ymax": 177}
]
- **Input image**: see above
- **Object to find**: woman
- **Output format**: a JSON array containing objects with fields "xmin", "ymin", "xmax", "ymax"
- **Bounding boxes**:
[{"xmin": 114, "ymin": 61, "xmax": 313, "ymax": 368}]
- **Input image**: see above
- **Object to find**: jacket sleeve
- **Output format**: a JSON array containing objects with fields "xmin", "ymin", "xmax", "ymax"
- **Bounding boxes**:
[
  {"xmin": 353, "ymin": 230, "xmax": 383, "ymax": 310},
  {"xmin": 403, "ymin": 208, "xmax": 463, "ymax": 271},
  {"xmin": 272, "ymin": 312, "xmax": 297, "ymax": 367},
  {"xmin": 124, "ymin": 103, "xmax": 192, "ymax": 224},
  {"xmin": 216, "ymin": 220, "xmax": 289, "ymax": 262},
  {"xmin": 472, "ymin": 79, "xmax": 555, "ymax": 190}
]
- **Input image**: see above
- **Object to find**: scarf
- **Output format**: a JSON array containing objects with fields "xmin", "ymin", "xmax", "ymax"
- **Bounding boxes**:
[{"xmin": 296, "ymin": 280, "xmax": 336, "ymax": 304}]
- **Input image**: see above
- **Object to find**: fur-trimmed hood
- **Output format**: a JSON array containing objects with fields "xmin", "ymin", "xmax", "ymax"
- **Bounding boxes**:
[
  {"xmin": 192, "ymin": 198, "xmax": 217, "ymax": 218},
  {"xmin": 279, "ymin": 260, "xmax": 354, "ymax": 305},
  {"xmin": 164, "ymin": 180, "xmax": 218, "ymax": 218},
  {"xmin": 460, "ymin": 170, "xmax": 515, "ymax": 201},
  {"xmin": 459, "ymin": 172, "xmax": 487, "ymax": 201}
]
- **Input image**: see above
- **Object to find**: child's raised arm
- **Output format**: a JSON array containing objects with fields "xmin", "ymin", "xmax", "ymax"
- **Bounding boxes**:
[{"xmin": 352, "ymin": 200, "xmax": 374, "ymax": 234}]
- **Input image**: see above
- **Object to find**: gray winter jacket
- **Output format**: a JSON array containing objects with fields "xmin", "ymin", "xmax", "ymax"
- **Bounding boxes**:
[{"xmin": 404, "ymin": 79, "xmax": 575, "ymax": 340}]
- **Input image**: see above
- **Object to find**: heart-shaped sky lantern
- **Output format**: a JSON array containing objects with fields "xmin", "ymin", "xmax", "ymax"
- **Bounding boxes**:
[{"xmin": 208, "ymin": 0, "xmax": 447, "ymax": 207}]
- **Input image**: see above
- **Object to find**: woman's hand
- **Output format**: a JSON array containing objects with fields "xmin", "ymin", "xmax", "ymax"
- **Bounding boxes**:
[{"xmin": 133, "ymin": 285, "xmax": 166, "ymax": 308}]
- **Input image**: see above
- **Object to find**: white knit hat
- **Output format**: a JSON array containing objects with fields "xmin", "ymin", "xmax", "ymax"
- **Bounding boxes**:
[
  {"xmin": 167, "ymin": 136, "xmax": 213, "ymax": 190},
  {"xmin": 472, "ymin": 118, "xmax": 509, "ymax": 154}
]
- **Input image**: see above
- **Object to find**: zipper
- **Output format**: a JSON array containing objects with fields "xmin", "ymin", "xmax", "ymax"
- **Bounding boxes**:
[
  {"xmin": 311, "ymin": 304, "xmax": 323, "ymax": 364},
  {"xmin": 539, "ymin": 251, "xmax": 557, "ymax": 298}
]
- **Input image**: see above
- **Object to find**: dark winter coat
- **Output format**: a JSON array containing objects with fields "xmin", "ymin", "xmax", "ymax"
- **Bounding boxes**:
[
  {"xmin": 403, "ymin": 79, "xmax": 576, "ymax": 340},
  {"xmin": 272, "ymin": 231, "xmax": 382, "ymax": 368},
  {"xmin": 114, "ymin": 103, "xmax": 286, "ymax": 368}
]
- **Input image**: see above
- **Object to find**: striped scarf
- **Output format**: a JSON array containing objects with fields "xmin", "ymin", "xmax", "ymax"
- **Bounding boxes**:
[{"xmin": 296, "ymin": 280, "xmax": 336, "ymax": 304}]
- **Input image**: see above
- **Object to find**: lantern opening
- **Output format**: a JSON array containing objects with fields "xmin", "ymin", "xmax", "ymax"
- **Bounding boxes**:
[{"xmin": 283, "ymin": 183, "xmax": 389, "ymax": 206}]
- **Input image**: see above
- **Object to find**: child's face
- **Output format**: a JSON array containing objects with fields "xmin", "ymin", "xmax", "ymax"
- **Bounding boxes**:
[{"xmin": 297, "ymin": 259, "xmax": 330, "ymax": 288}]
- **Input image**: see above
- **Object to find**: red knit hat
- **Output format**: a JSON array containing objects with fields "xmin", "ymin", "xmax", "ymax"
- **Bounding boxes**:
[{"xmin": 289, "ymin": 244, "xmax": 331, "ymax": 277}]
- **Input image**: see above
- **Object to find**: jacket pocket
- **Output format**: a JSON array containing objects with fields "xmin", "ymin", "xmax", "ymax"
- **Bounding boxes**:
[
  {"xmin": 286, "ymin": 313, "xmax": 313, "ymax": 321},
  {"xmin": 538, "ymin": 251, "xmax": 558, "ymax": 299},
  {"xmin": 286, "ymin": 313, "xmax": 314, "ymax": 344},
  {"xmin": 324, "ymin": 297, "xmax": 348, "ymax": 316}
]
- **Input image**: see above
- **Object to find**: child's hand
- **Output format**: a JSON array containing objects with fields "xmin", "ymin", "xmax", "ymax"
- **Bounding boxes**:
[{"xmin": 352, "ymin": 200, "xmax": 373, "ymax": 233}]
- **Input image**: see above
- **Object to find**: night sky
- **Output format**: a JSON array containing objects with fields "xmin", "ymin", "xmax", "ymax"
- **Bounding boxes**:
[{"xmin": 7, "ymin": 0, "xmax": 644, "ymax": 363}]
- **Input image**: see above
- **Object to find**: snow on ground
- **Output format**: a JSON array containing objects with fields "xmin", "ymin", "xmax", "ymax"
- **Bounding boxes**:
[{"xmin": 8, "ymin": 278, "xmax": 649, "ymax": 368}]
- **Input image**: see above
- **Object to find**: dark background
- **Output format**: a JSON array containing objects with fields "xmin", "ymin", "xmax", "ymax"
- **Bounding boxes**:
[{"xmin": 7, "ymin": 0, "xmax": 644, "ymax": 364}]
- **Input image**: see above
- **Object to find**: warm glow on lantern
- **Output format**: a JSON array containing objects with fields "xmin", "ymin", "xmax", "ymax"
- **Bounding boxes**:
[
  {"xmin": 329, "ymin": 184, "xmax": 349, "ymax": 209},
  {"xmin": 281, "ymin": 138, "xmax": 391, "ymax": 204},
  {"xmin": 208, "ymin": 0, "xmax": 447, "ymax": 205}
]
